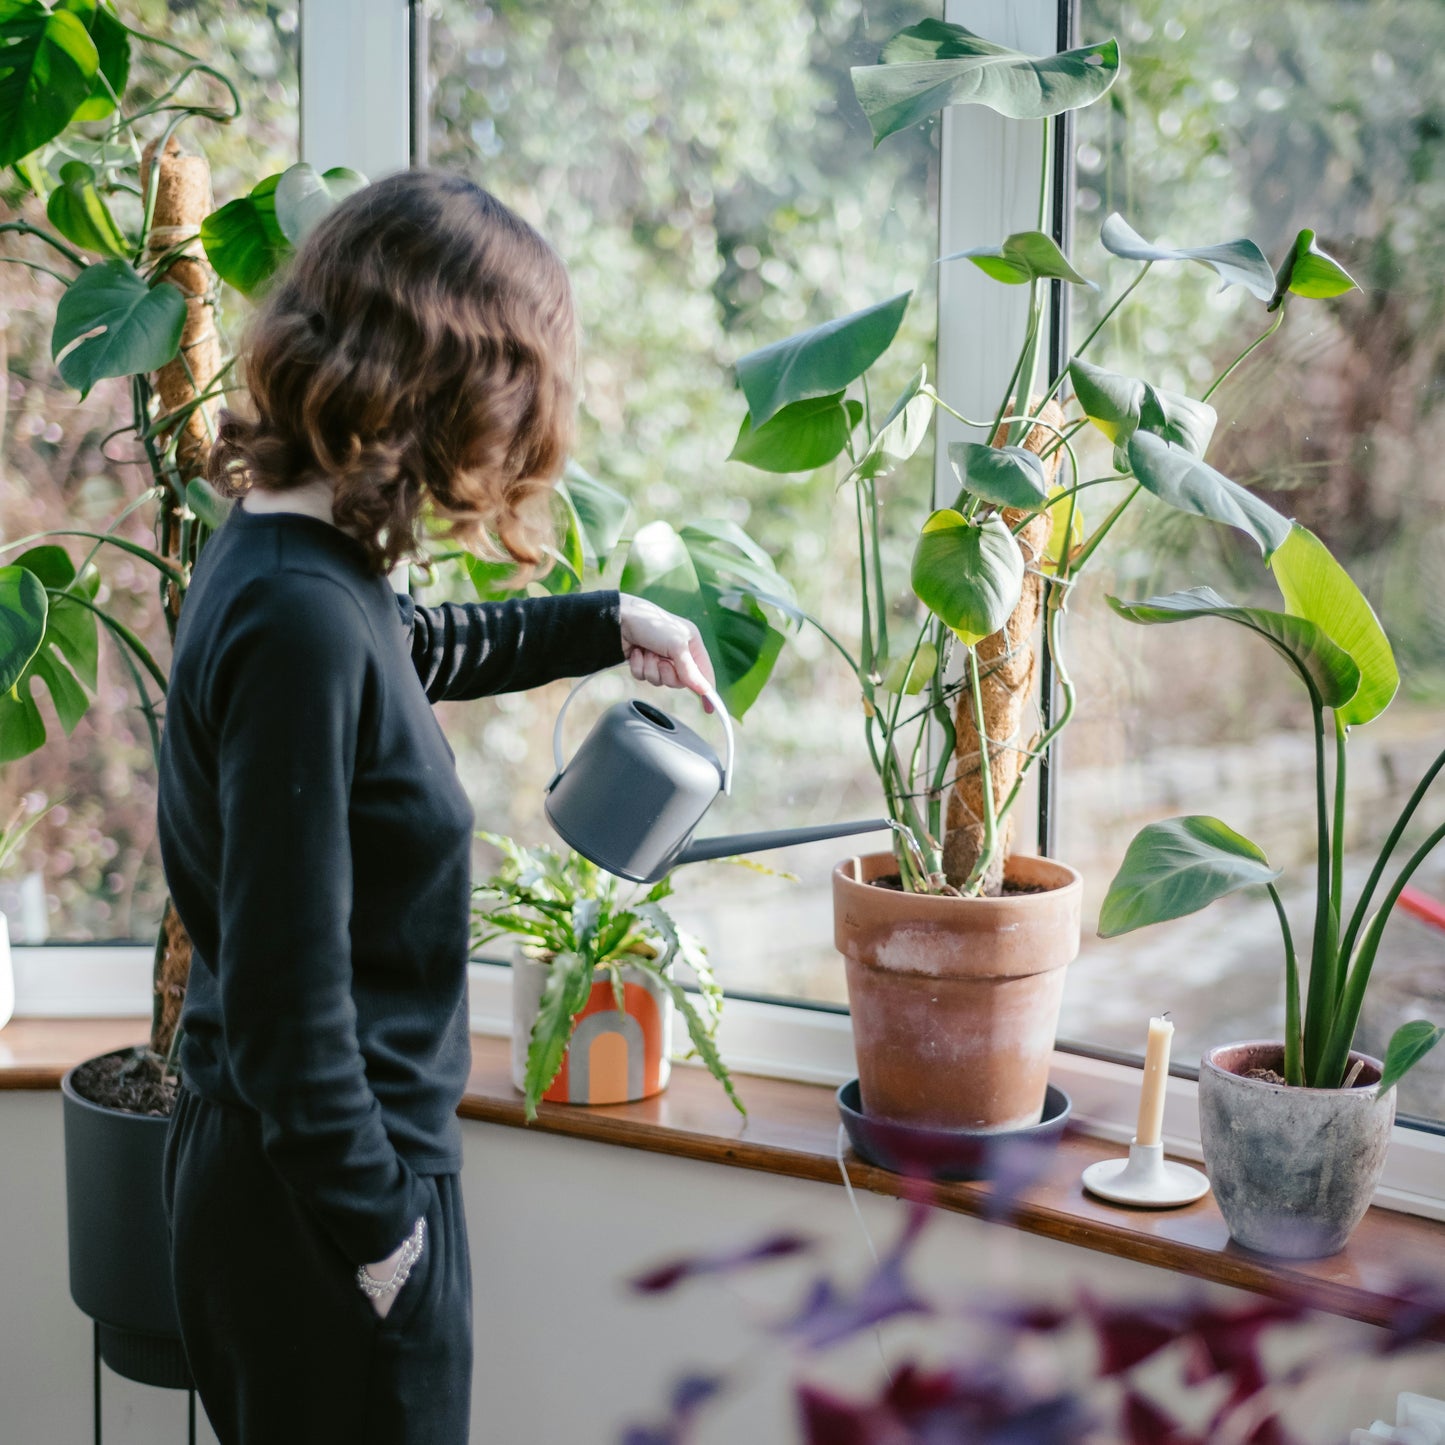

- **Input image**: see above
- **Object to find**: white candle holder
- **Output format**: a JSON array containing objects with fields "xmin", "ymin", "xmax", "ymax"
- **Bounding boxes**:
[{"xmin": 1081, "ymin": 1139, "xmax": 1210, "ymax": 1209}]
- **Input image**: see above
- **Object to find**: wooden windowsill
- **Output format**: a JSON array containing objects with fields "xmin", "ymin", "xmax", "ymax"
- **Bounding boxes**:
[{"xmin": 4, "ymin": 1016, "xmax": 1441, "ymax": 1338}]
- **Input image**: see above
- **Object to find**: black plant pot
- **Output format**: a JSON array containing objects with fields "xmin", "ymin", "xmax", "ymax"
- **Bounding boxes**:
[{"xmin": 61, "ymin": 1046, "xmax": 192, "ymax": 1390}]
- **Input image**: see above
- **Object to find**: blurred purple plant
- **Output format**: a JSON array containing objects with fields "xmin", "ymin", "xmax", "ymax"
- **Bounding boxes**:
[{"xmin": 622, "ymin": 1200, "xmax": 1444, "ymax": 1444}]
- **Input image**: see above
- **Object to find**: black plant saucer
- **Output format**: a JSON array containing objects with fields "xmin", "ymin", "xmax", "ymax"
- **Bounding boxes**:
[{"xmin": 836, "ymin": 1079, "xmax": 1072, "ymax": 1183}]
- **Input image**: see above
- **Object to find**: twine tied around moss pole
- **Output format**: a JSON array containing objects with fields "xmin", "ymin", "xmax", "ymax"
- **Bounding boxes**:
[
  {"xmin": 943, "ymin": 399, "xmax": 1067, "ymax": 896},
  {"xmin": 140, "ymin": 135, "xmax": 219, "ymax": 1064}
]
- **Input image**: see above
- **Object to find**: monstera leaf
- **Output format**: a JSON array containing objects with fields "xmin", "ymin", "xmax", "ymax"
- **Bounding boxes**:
[
  {"xmin": 943, "ymin": 231, "xmax": 1092, "ymax": 288},
  {"xmin": 46, "ymin": 159, "xmax": 129, "ymax": 257},
  {"xmin": 947, "ymin": 442, "xmax": 1049, "ymax": 510},
  {"xmin": 911, "ymin": 510, "xmax": 1023, "ymax": 646},
  {"xmin": 1069, "ymin": 359, "xmax": 1216, "ymax": 462},
  {"xmin": 0, "ymin": 546, "xmax": 99, "ymax": 763},
  {"xmin": 1268, "ymin": 229, "xmax": 1358, "ymax": 312},
  {"xmin": 620, "ymin": 520, "xmax": 795, "ymax": 718},
  {"xmin": 1099, "ymin": 214, "xmax": 1275, "ymax": 301},
  {"xmin": 851, "ymin": 18, "xmax": 1119, "ymax": 145},
  {"xmin": 730, "ymin": 392, "xmax": 863, "ymax": 474},
  {"xmin": 51, "ymin": 259, "xmax": 186, "ymax": 397},
  {"xmin": 201, "ymin": 173, "xmax": 289, "ymax": 295},
  {"xmin": 0, "ymin": 1, "xmax": 98, "ymax": 167},
  {"xmin": 273, "ymin": 163, "xmax": 368, "ymax": 245}
]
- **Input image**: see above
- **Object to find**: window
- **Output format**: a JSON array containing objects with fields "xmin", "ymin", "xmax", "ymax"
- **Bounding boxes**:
[
  {"xmin": 0, "ymin": 1, "xmax": 300, "ymax": 942},
  {"xmin": 1055, "ymin": 0, "xmax": 1445, "ymax": 1131}
]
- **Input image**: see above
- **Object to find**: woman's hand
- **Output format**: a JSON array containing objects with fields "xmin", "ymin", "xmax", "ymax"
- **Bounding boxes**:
[{"xmin": 619, "ymin": 595, "xmax": 717, "ymax": 711}]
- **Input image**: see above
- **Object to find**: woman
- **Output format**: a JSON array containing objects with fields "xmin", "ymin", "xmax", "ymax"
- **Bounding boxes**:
[{"xmin": 155, "ymin": 170, "xmax": 711, "ymax": 1445}]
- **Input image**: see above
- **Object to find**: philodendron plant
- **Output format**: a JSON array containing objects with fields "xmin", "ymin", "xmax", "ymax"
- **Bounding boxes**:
[
  {"xmin": 1098, "ymin": 525, "xmax": 1444, "ymax": 1095},
  {"xmin": 471, "ymin": 834, "xmax": 743, "ymax": 1121},
  {"xmin": 727, "ymin": 15, "xmax": 1360, "ymax": 898}
]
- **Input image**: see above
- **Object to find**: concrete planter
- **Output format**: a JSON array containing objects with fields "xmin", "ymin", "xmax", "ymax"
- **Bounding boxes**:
[
  {"xmin": 1198, "ymin": 1040, "xmax": 1396, "ymax": 1259},
  {"xmin": 833, "ymin": 851, "xmax": 1082, "ymax": 1132},
  {"xmin": 511, "ymin": 952, "xmax": 673, "ymax": 1106}
]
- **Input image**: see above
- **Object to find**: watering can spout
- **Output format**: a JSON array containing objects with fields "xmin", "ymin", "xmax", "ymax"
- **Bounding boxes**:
[{"xmin": 675, "ymin": 818, "xmax": 893, "ymax": 868}]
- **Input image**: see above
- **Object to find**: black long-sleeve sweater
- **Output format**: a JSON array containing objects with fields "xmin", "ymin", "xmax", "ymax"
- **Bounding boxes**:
[{"xmin": 156, "ymin": 503, "xmax": 623, "ymax": 1267}]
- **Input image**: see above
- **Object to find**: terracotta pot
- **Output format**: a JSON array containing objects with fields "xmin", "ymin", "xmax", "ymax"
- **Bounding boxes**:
[
  {"xmin": 511, "ymin": 952, "xmax": 673, "ymax": 1106},
  {"xmin": 1198, "ymin": 1041, "xmax": 1396, "ymax": 1259},
  {"xmin": 834, "ymin": 852, "xmax": 1082, "ymax": 1131}
]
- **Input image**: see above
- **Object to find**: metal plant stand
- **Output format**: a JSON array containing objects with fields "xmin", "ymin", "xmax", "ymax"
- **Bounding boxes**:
[{"xmin": 92, "ymin": 1321, "xmax": 198, "ymax": 1445}]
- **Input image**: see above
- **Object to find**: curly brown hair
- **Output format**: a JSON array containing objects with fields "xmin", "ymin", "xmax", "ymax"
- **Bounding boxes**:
[{"xmin": 209, "ymin": 169, "xmax": 577, "ymax": 577}]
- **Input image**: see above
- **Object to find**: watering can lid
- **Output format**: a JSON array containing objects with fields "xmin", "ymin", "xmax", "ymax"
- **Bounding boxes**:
[{"xmin": 551, "ymin": 669, "xmax": 735, "ymax": 796}]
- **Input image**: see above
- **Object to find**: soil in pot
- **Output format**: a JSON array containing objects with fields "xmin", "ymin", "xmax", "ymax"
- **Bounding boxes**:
[
  {"xmin": 836, "ymin": 851, "xmax": 1082, "ymax": 1133},
  {"xmin": 69, "ymin": 1045, "xmax": 177, "ymax": 1117}
]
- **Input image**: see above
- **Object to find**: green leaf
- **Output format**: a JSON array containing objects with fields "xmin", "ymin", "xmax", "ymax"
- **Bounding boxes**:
[
  {"xmin": 463, "ymin": 550, "xmax": 525, "ymax": 602},
  {"xmin": 943, "ymin": 230, "xmax": 1094, "ymax": 288},
  {"xmin": 1270, "ymin": 523, "xmax": 1397, "ymax": 728},
  {"xmin": 59, "ymin": 0, "xmax": 128, "ymax": 123},
  {"xmin": 560, "ymin": 461, "xmax": 629, "ymax": 569},
  {"xmin": 46, "ymin": 159, "xmax": 128, "ymax": 257},
  {"xmin": 948, "ymin": 441, "xmax": 1048, "ymax": 509},
  {"xmin": 851, "ymin": 19, "xmax": 1119, "ymax": 144},
  {"xmin": 655, "ymin": 970, "xmax": 745, "ymax": 1117},
  {"xmin": 735, "ymin": 292, "xmax": 910, "ymax": 427},
  {"xmin": 1126, "ymin": 432, "xmax": 1290, "ymax": 558},
  {"xmin": 273, "ymin": 162, "xmax": 367, "ymax": 245},
  {"xmin": 185, "ymin": 476, "xmax": 234, "ymax": 531},
  {"xmin": 0, "ymin": 3, "xmax": 98, "ymax": 168},
  {"xmin": 856, "ymin": 365, "xmax": 931, "ymax": 481},
  {"xmin": 538, "ymin": 486, "xmax": 586, "ymax": 597},
  {"xmin": 1378, "ymin": 1019, "xmax": 1445, "ymax": 1095},
  {"xmin": 1069, "ymin": 358, "xmax": 1216, "ymax": 459},
  {"xmin": 620, "ymin": 520, "xmax": 792, "ymax": 718},
  {"xmin": 729, "ymin": 392, "xmax": 859, "ymax": 474},
  {"xmin": 880, "ymin": 641, "xmax": 937, "ymax": 695},
  {"xmin": 1269, "ymin": 229, "xmax": 1358, "ymax": 312},
  {"xmin": 911, "ymin": 510, "xmax": 1023, "ymax": 646},
  {"xmin": 1099, "ymin": 213, "xmax": 1275, "ymax": 301},
  {"xmin": 1106, "ymin": 587, "xmax": 1363, "ymax": 709},
  {"xmin": 51, "ymin": 258, "xmax": 185, "ymax": 397},
  {"xmin": 521, "ymin": 950, "xmax": 596, "ymax": 1121},
  {"xmin": 15, "ymin": 544, "xmax": 97, "ymax": 688},
  {"xmin": 1099, "ymin": 816, "xmax": 1280, "ymax": 938},
  {"xmin": 0, "ymin": 563, "xmax": 47, "ymax": 693},
  {"xmin": 200, "ymin": 173, "xmax": 291, "ymax": 296}
]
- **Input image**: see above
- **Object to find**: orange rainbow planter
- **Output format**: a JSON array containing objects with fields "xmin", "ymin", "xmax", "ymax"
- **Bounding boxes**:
[{"xmin": 511, "ymin": 953, "xmax": 674, "ymax": 1106}]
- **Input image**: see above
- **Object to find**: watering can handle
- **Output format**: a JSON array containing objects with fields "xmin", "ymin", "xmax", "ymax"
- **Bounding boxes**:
[{"xmin": 551, "ymin": 669, "xmax": 736, "ymax": 796}]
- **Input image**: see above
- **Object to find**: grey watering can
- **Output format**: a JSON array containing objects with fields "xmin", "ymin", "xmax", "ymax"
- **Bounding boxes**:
[{"xmin": 544, "ymin": 672, "xmax": 890, "ymax": 885}]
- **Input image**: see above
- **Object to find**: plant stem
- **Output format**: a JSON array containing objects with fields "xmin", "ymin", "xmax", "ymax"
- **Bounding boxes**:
[
  {"xmin": 868, "ymin": 477, "xmax": 888, "ymax": 664},
  {"xmin": 1331, "ymin": 716, "xmax": 1348, "ymax": 1000},
  {"xmin": 1270, "ymin": 883, "xmax": 1304, "ymax": 1086},
  {"xmin": 854, "ymin": 479, "xmax": 874, "ymax": 677},
  {"xmin": 1302, "ymin": 698, "xmax": 1335, "ymax": 1082},
  {"xmin": 989, "ymin": 282, "xmax": 1041, "ymax": 449},
  {"xmin": 0, "ymin": 220, "xmax": 87, "ymax": 270},
  {"xmin": 1202, "ymin": 306, "xmax": 1286, "ymax": 404},
  {"xmin": 1338, "ymin": 744, "xmax": 1445, "ymax": 969}
]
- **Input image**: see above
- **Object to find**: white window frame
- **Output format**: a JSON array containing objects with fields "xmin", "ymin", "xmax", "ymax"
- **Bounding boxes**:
[{"xmin": 16, "ymin": 0, "xmax": 1445, "ymax": 1227}]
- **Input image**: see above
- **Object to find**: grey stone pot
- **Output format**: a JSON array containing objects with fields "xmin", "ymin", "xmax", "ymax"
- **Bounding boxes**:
[{"xmin": 1198, "ymin": 1041, "xmax": 1396, "ymax": 1260}]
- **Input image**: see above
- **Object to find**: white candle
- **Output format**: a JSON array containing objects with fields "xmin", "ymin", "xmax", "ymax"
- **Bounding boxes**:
[{"xmin": 1135, "ymin": 1015, "xmax": 1174, "ymax": 1147}]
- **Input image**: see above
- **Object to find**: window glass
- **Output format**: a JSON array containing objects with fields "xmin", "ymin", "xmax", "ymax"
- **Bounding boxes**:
[
  {"xmin": 1060, "ymin": 0, "xmax": 1445, "ymax": 1127},
  {"xmin": 0, "ymin": 2, "xmax": 299, "ymax": 942},
  {"xmin": 426, "ymin": 0, "xmax": 939, "ymax": 1003}
]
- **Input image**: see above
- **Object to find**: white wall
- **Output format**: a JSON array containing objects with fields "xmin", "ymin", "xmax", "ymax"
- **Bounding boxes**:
[{"xmin": 2, "ymin": 1090, "xmax": 1442, "ymax": 1443}]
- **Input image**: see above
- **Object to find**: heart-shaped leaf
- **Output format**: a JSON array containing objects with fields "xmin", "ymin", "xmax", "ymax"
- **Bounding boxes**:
[
  {"xmin": 51, "ymin": 258, "xmax": 186, "ymax": 397},
  {"xmin": 46, "ymin": 158, "xmax": 129, "ymax": 257},
  {"xmin": 911, "ymin": 510, "xmax": 1023, "ymax": 646},
  {"xmin": 1099, "ymin": 816, "xmax": 1279, "ymax": 938},
  {"xmin": 1126, "ymin": 432, "xmax": 1290, "ymax": 559},
  {"xmin": 730, "ymin": 392, "xmax": 861, "ymax": 474},
  {"xmin": 1379, "ymin": 1019, "xmax": 1444, "ymax": 1095},
  {"xmin": 0, "ymin": 3, "xmax": 97, "ymax": 167},
  {"xmin": 60, "ymin": 0, "xmax": 129, "ymax": 123},
  {"xmin": 0, "ymin": 563, "xmax": 48, "ymax": 694},
  {"xmin": 1070, "ymin": 359, "xmax": 1216, "ymax": 460},
  {"xmin": 1270, "ymin": 523, "xmax": 1397, "ymax": 729},
  {"xmin": 735, "ymin": 292, "xmax": 910, "ymax": 427},
  {"xmin": 851, "ymin": 19, "xmax": 1119, "ymax": 145},
  {"xmin": 943, "ymin": 230, "xmax": 1093, "ymax": 288},
  {"xmin": 948, "ymin": 441, "xmax": 1049, "ymax": 509},
  {"xmin": 561, "ymin": 461, "xmax": 629, "ymax": 569},
  {"xmin": 273, "ymin": 162, "xmax": 368, "ymax": 245},
  {"xmin": 856, "ymin": 366, "xmax": 932, "ymax": 480},
  {"xmin": 1099, "ymin": 214, "xmax": 1275, "ymax": 301},
  {"xmin": 880, "ymin": 641, "xmax": 938, "ymax": 695},
  {"xmin": 1106, "ymin": 587, "xmax": 1362, "ymax": 708},
  {"xmin": 200, "ymin": 173, "xmax": 291, "ymax": 296},
  {"xmin": 620, "ymin": 520, "xmax": 793, "ymax": 718},
  {"xmin": 1268, "ymin": 229, "xmax": 1358, "ymax": 312}
]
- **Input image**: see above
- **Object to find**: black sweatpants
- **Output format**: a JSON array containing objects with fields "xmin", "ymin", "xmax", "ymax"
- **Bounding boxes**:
[{"xmin": 161, "ymin": 1081, "xmax": 473, "ymax": 1445}]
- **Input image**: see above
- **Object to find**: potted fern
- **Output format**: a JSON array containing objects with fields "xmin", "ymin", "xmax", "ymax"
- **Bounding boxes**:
[{"xmin": 471, "ymin": 834, "xmax": 743, "ymax": 1121}]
